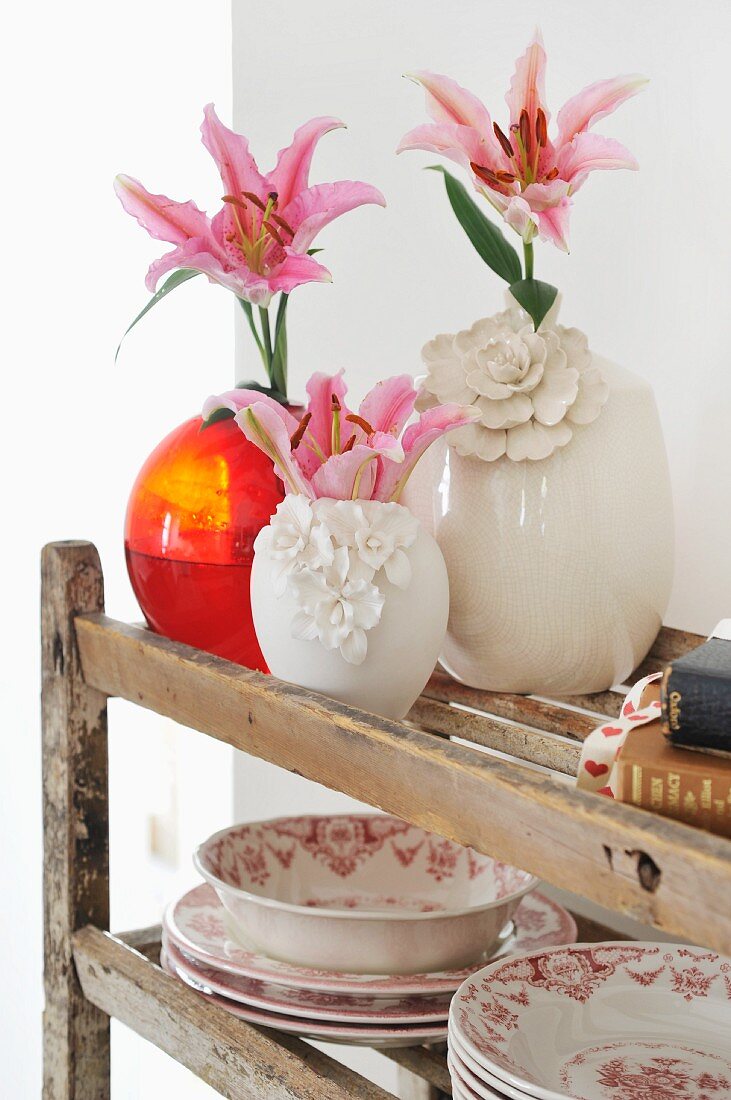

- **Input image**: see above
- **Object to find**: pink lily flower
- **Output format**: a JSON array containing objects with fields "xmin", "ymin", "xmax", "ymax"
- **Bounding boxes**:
[
  {"xmin": 115, "ymin": 105, "xmax": 386, "ymax": 306},
  {"xmin": 202, "ymin": 373, "xmax": 479, "ymax": 502},
  {"xmin": 397, "ymin": 33, "xmax": 646, "ymax": 251}
]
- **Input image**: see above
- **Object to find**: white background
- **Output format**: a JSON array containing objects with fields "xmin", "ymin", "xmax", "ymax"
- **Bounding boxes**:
[{"xmin": 2, "ymin": 0, "xmax": 730, "ymax": 1096}]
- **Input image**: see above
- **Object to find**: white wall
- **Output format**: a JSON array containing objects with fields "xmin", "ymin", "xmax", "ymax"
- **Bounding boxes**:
[
  {"xmin": 3, "ymin": 2, "xmax": 232, "ymax": 1095},
  {"xmin": 232, "ymin": 0, "xmax": 730, "ymax": 1091}
]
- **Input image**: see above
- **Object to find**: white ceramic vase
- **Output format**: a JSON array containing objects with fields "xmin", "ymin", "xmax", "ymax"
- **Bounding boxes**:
[
  {"xmin": 251, "ymin": 509, "xmax": 449, "ymax": 720},
  {"xmin": 404, "ymin": 356, "xmax": 674, "ymax": 696}
]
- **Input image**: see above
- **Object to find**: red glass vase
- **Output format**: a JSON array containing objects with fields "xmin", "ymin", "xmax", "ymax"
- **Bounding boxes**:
[{"xmin": 125, "ymin": 415, "xmax": 284, "ymax": 670}]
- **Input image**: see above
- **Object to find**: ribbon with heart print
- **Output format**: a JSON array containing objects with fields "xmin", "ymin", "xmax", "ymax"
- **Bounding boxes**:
[{"xmin": 576, "ymin": 673, "xmax": 663, "ymax": 797}]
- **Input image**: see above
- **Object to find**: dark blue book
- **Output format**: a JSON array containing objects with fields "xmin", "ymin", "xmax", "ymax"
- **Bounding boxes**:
[{"xmin": 661, "ymin": 621, "xmax": 731, "ymax": 755}]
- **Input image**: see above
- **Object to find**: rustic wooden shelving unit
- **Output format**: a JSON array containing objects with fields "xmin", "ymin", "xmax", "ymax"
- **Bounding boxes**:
[{"xmin": 41, "ymin": 540, "xmax": 731, "ymax": 1099}]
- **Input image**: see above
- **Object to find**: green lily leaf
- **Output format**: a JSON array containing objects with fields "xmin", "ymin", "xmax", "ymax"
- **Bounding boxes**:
[
  {"xmin": 200, "ymin": 407, "xmax": 236, "ymax": 429},
  {"xmin": 269, "ymin": 294, "xmax": 289, "ymax": 398},
  {"xmin": 200, "ymin": 380, "xmax": 290, "ymax": 431},
  {"xmin": 237, "ymin": 297, "xmax": 267, "ymax": 367},
  {"xmin": 427, "ymin": 166, "xmax": 522, "ymax": 285},
  {"xmin": 115, "ymin": 268, "xmax": 200, "ymax": 362},
  {"xmin": 509, "ymin": 278, "xmax": 559, "ymax": 331},
  {"xmin": 235, "ymin": 379, "xmax": 289, "ymax": 403}
]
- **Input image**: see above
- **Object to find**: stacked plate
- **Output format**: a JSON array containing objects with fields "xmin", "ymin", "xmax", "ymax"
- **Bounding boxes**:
[
  {"xmin": 448, "ymin": 942, "xmax": 731, "ymax": 1098},
  {"xmin": 162, "ymin": 814, "xmax": 578, "ymax": 1049}
]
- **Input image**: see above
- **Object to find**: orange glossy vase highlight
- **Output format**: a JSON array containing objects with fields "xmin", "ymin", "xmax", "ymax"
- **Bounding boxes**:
[{"xmin": 125, "ymin": 415, "xmax": 284, "ymax": 671}]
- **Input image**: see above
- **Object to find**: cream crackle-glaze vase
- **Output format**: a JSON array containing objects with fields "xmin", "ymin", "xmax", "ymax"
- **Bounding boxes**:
[
  {"xmin": 251, "ymin": 495, "xmax": 449, "ymax": 719},
  {"xmin": 403, "ymin": 294, "xmax": 673, "ymax": 695}
]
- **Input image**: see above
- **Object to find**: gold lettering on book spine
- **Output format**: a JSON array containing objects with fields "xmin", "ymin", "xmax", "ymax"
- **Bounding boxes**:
[
  {"xmin": 650, "ymin": 776, "xmax": 664, "ymax": 810},
  {"xmin": 667, "ymin": 771, "xmax": 681, "ymax": 812},
  {"xmin": 701, "ymin": 779, "xmax": 712, "ymax": 812},
  {"xmin": 667, "ymin": 689, "xmax": 682, "ymax": 732},
  {"xmin": 632, "ymin": 764, "xmax": 643, "ymax": 805}
]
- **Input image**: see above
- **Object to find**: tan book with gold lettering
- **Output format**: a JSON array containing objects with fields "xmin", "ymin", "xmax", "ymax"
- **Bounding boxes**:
[{"xmin": 614, "ymin": 720, "xmax": 731, "ymax": 838}]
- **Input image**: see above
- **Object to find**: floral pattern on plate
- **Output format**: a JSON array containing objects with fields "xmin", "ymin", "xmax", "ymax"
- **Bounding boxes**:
[
  {"xmin": 164, "ymin": 883, "xmax": 576, "ymax": 996},
  {"xmin": 560, "ymin": 1041, "xmax": 731, "ymax": 1100},
  {"xmin": 160, "ymin": 949, "xmax": 448, "ymax": 1049},
  {"xmin": 451, "ymin": 943, "xmax": 731, "ymax": 1100}
]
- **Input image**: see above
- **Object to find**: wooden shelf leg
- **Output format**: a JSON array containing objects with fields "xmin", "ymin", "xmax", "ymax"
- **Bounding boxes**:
[{"xmin": 42, "ymin": 542, "xmax": 110, "ymax": 1099}]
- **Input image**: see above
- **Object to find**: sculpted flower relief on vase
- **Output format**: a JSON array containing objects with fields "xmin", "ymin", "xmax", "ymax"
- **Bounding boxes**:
[{"xmin": 418, "ymin": 296, "xmax": 608, "ymax": 462}]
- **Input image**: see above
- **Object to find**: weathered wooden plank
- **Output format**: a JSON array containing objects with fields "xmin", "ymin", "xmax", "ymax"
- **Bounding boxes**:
[
  {"xmin": 117, "ymin": 924, "xmax": 163, "ymax": 962},
  {"xmin": 549, "ymin": 689, "xmax": 624, "ymax": 718},
  {"xmin": 73, "ymin": 926, "xmax": 395, "ymax": 1099},
  {"xmin": 409, "ymin": 698, "xmax": 580, "ymax": 776},
  {"xmin": 75, "ymin": 614, "xmax": 731, "ymax": 951},
  {"xmin": 41, "ymin": 542, "xmax": 110, "ymax": 1100},
  {"xmin": 423, "ymin": 672, "xmax": 598, "ymax": 741},
  {"xmin": 382, "ymin": 1047, "xmax": 451, "ymax": 1095}
]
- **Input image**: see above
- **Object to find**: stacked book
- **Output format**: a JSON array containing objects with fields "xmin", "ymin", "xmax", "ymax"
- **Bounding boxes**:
[{"xmin": 615, "ymin": 621, "xmax": 731, "ymax": 837}]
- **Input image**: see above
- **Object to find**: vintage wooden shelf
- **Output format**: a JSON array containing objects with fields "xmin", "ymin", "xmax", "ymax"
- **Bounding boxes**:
[{"xmin": 41, "ymin": 540, "xmax": 731, "ymax": 1099}]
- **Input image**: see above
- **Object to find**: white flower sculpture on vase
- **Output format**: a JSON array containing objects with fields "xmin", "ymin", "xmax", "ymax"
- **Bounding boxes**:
[
  {"xmin": 203, "ymin": 371, "xmax": 477, "ymax": 717},
  {"xmin": 257, "ymin": 496, "xmax": 419, "ymax": 666},
  {"xmin": 419, "ymin": 297, "xmax": 609, "ymax": 463}
]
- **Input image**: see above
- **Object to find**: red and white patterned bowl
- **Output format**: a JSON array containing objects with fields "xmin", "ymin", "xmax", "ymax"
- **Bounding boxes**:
[
  {"xmin": 194, "ymin": 814, "xmax": 536, "ymax": 974},
  {"xmin": 449, "ymin": 942, "xmax": 731, "ymax": 1100}
]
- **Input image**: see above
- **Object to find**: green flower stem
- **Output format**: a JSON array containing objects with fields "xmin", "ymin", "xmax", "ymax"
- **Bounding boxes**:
[
  {"xmin": 523, "ymin": 240, "xmax": 534, "ymax": 280},
  {"xmin": 258, "ymin": 306, "xmax": 273, "ymax": 367}
]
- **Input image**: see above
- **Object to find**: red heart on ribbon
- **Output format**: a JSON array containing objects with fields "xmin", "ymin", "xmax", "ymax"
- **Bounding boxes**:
[
  {"xmin": 597, "ymin": 785, "xmax": 615, "ymax": 798},
  {"xmin": 623, "ymin": 701, "xmax": 636, "ymax": 716},
  {"xmin": 584, "ymin": 760, "xmax": 609, "ymax": 778},
  {"xmin": 601, "ymin": 726, "xmax": 623, "ymax": 737}
]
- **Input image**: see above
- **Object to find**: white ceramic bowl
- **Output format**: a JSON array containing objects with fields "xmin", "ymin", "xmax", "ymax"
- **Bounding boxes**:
[{"xmin": 194, "ymin": 814, "xmax": 536, "ymax": 974}]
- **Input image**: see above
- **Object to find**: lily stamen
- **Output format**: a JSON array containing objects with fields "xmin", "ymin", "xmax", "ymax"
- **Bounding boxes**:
[
  {"xmin": 535, "ymin": 108, "xmax": 548, "ymax": 148},
  {"xmin": 289, "ymin": 411, "xmax": 312, "ymax": 451},
  {"xmin": 270, "ymin": 211, "xmax": 295, "ymax": 238},
  {"xmin": 264, "ymin": 219, "xmax": 285, "ymax": 247},
  {"xmin": 342, "ymin": 433, "xmax": 356, "ymax": 453},
  {"xmin": 345, "ymin": 413, "xmax": 376, "ymax": 436},
  {"xmin": 493, "ymin": 122, "xmax": 515, "ymax": 159},
  {"xmin": 241, "ymin": 191, "xmax": 267, "ymax": 212},
  {"xmin": 331, "ymin": 394, "xmax": 342, "ymax": 454}
]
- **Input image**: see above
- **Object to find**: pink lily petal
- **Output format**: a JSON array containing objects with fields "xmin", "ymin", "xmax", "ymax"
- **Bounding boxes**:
[
  {"xmin": 556, "ymin": 74, "xmax": 648, "ymax": 147},
  {"xmin": 200, "ymin": 103, "xmax": 267, "ymax": 238},
  {"xmin": 144, "ymin": 236, "xmax": 229, "ymax": 293},
  {"xmin": 374, "ymin": 405, "xmax": 480, "ymax": 502},
  {"xmin": 313, "ymin": 434, "xmax": 405, "ymax": 501},
  {"xmin": 114, "ymin": 174, "xmax": 211, "ymax": 245},
  {"xmin": 305, "ymin": 370, "xmax": 353, "ymax": 461},
  {"xmin": 202, "ymin": 389, "xmax": 300, "ymax": 433},
  {"xmin": 396, "ymin": 123, "xmax": 496, "ymax": 172},
  {"xmin": 505, "ymin": 31, "xmax": 549, "ymax": 129},
  {"xmin": 285, "ymin": 181, "xmax": 386, "ymax": 252},
  {"xmin": 267, "ymin": 116, "xmax": 344, "ymax": 209},
  {"xmin": 233, "ymin": 401, "xmax": 313, "ymax": 497},
  {"xmin": 405, "ymin": 71, "xmax": 494, "ymax": 134},
  {"xmin": 521, "ymin": 180, "xmax": 572, "ymax": 251},
  {"xmin": 556, "ymin": 132, "xmax": 638, "ymax": 188},
  {"xmin": 259, "ymin": 250, "xmax": 332, "ymax": 295},
  {"xmin": 358, "ymin": 375, "xmax": 417, "ymax": 437},
  {"xmin": 502, "ymin": 196, "xmax": 538, "ymax": 242}
]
